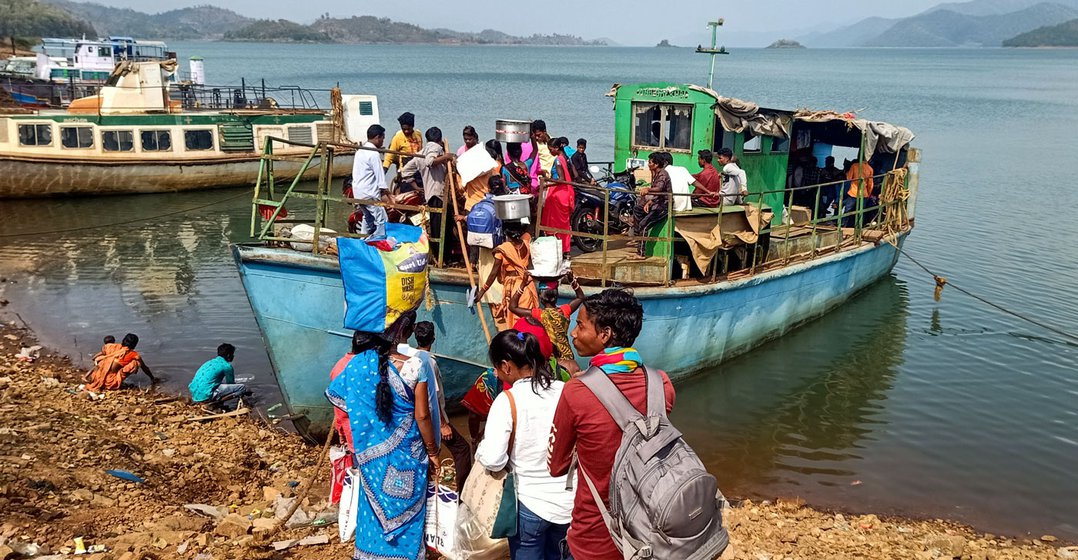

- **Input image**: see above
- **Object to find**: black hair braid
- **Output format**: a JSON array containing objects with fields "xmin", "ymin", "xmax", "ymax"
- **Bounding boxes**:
[{"xmin": 373, "ymin": 337, "xmax": 395, "ymax": 425}]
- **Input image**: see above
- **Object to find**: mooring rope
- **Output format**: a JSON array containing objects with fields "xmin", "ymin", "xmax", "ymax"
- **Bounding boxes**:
[
  {"xmin": 891, "ymin": 241, "xmax": 1078, "ymax": 344},
  {"xmin": 0, "ymin": 190, "xmax": 251, "ymax": 239}
]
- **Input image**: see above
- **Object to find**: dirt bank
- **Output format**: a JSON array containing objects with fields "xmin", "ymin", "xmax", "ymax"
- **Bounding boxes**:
[{"xmin": 0, "ymin": 320, "xmax": 1070, "ymax": 560}]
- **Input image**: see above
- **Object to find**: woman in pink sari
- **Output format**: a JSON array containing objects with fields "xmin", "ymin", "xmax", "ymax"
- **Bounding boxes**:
[{"xmin": 539, "ymin": 137, "xmax": 576, "ymax": 257}]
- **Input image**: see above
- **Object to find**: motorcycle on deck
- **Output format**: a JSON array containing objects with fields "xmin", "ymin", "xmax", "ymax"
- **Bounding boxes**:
[{"xmin": 571, "ymin": 164, "xmax": 639, "ymax": 253}]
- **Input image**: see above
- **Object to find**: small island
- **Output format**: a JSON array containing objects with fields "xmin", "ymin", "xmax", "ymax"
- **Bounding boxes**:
[
  {"xmin": 767, "ymin": 39, "xmax": 806, "ymax": 49},
  {"xmin": 656, "ymin": 39, "xmax": 677, "ymax": 48}
]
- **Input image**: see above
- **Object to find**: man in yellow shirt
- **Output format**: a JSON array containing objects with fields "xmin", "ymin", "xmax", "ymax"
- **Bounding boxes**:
[{"xmin": 383, "ymin": 112, "xmax": 424, "ymax": 172}]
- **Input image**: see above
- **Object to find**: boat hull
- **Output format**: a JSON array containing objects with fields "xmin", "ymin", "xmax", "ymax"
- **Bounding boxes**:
[
  {"xmin": 232, "ymin": 232, "xmax": 907, "ymax": 439},
  {"xmin": 0, "ymin": 152, "xmax": 354, "ymax": 198}
]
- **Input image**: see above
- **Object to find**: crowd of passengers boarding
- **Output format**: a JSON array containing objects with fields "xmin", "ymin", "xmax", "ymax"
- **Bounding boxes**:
[{"xmin": 326, "ymin": 287, "xmax": 729, "ymax": 560}]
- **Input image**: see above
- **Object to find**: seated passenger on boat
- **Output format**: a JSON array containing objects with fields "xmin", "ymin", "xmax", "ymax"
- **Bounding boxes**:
[
  {"xmin": 476, "ymin": 221, "xmax": 540, "ymax": 331},
  {"xmin": 189, "ymin": 343, "xmax": 250, "ymax": 411},
  {"xmin": 790, "ymin": 154, "xmax": 822, "ymax": 210},
  {"xmin": 631, "ymin": 152, "xmax": 673, "ymax": 259},
  {"xmin": 718, "ymin": 148, "xmax": 748, "ymax": 205},
  {"xmin": 819, "ymin": 155, "xmax": 844, "ymax": 216},
  {"xmin": 86, "ymin": 333, "xmax": 155, "ymax": 392},
  {"xmin": 571, "ymin": 138, "xmax": 595, "ymax": 184},
  {"xmin": 692, "ymin": 149, "xmax": 723, "ymax": 208},
  {"xmin": 351, "ymin": 124, "xmax": 389, "ymax": 239},
  {"xmin": 539, "ymin": 137, "xmax": 576, "ymax": 258},
  {"xmin": 383, "ymin": 112, "xmax": 423, "ymax": 173}
]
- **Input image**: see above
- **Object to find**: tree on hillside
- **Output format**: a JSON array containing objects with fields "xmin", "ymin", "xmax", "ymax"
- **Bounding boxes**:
[{"xmin": 0, "ymin": 0, "xmax": 95, "ymax": 39}]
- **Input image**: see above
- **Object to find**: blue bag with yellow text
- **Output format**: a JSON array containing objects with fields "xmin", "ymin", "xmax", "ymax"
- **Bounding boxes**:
[{"xmin": 338, "ymin": 223, "xmax": 429, "ymax": 333}]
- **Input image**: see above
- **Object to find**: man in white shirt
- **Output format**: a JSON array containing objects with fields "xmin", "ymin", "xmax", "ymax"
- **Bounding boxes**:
[
  {"xmin": 351, "ymin": 124, "xmax": 389, "ymax": 239},
  {"xmin": 717, "ymin": 148, "xmax": 748, "ymax": 205},
  {"xmin": 663, "ymin": 165, "xmax": 695, "ymax": 212}
]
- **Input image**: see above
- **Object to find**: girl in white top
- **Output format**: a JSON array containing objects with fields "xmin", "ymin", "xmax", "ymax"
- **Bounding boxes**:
[{"xmin": 476, "ymin": 329, "xmax": 576, "ymax": 560}]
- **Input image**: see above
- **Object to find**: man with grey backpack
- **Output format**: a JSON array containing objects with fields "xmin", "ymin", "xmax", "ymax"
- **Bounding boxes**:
[{"xmin": 548, "ymin": 289, "xmax": 729, "ymax": 560}]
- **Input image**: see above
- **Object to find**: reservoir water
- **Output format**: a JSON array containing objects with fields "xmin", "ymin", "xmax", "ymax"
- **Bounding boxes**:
[{"xmin": 1, "ymin": 43, "xmax": 1077, "ymax": 540}]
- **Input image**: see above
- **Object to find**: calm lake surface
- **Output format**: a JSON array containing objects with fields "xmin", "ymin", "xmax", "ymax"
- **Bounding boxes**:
[{"xmin": 2, "ymin": 44, "xmax": 1077, "ymax": 540}]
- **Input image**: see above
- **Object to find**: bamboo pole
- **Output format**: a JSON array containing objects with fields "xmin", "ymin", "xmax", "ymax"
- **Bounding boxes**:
[
  {"xmin": 447, "ymin": 156, "xmax": 492, "ymax": 344},
  {"xmin": 601, "ymin": 187, "xmax": 610, "ymax": 287}
]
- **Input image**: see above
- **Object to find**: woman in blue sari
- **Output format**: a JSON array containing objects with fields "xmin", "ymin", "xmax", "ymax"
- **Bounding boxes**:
[{"xmin": 327, "ymin": 317, "xmax": 441, "ymax": 560}]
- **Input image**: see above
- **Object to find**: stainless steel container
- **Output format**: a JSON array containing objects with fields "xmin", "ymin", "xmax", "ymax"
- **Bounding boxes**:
[
  {"xmin": 495, "ymin": 119, "xmax": 532, "ymax": 144},
  {"xmin": 492, "ymin": 194, "xmax": 532, "ymax": 221}
]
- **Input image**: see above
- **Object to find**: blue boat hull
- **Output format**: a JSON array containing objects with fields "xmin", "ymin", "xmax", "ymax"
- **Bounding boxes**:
[{"xmin": 232, "ymin": 232, "xmax": 905, "ymax": 438}]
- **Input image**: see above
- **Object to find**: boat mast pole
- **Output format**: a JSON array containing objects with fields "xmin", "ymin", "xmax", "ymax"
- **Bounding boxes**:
[{"xmin": 696, "ymin": 19, "xmax": 728, "ymax": 90}]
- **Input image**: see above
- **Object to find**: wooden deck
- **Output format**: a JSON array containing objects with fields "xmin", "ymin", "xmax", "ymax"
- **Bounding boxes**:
[{"xmin": 570, "ymin": 241, "xmax": 670, "ymax": 285}]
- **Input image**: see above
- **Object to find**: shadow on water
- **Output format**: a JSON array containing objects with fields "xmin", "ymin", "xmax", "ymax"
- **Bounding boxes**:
[{"xmin": 673, "ymin": 276, "xmax": 909, "ymax": 501}]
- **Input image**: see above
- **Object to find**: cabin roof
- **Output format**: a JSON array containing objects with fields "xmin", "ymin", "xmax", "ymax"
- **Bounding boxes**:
[{"xmin": 613, "ymin": 82, "xmax": 915, "ymax": 157}]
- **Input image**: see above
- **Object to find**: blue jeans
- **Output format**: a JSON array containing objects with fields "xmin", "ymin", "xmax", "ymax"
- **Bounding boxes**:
[
  {"xmin": 210, "ymin": 383, "xmax": 248, "ymax": 410},
  {"xmin": 360, "ymin": 204, "xmax": 387, "ymax": 239},
  {"xmin": 508, "ymin": 502, "xmax": 569, "ymax": 560}
]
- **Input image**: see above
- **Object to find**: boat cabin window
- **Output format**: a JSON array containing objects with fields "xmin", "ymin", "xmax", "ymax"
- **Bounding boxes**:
[
  {"xmin": 98, "ymin": 46, "xmax": 111, "ymax": 57},
  {"xmin": 103, "ymin": 130, "xmax": 135, "ymax": 152},
  {"xmin": 743, "ymin": 130, "xmax": 762, "ymax": 153},
  {"xmin": 771, "ymin": 136, "xmax": 790, "ymax": 153},
  {"xmin": 141, "ymin": 130, "xmax": 172, "ymax": 152},
  {"xmin": 184, "ymin": 129, "xmax": 214, "ymax": 151},
  {"xmin": 632, "ymin": 103, "xmax": 693, "ymax": 152},
  {"xmin": 60, "ymin": 126, "xmax": 94, "ymax": 149},
  {"xmin": 18, "ymin": 124, "xmax": 52, "ymax": 147}
]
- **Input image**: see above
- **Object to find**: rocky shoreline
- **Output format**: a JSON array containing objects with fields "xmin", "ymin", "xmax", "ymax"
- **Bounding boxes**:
[{"xmin": 0, "ymin": 319, "xmax": 1071, "ymax": 560}]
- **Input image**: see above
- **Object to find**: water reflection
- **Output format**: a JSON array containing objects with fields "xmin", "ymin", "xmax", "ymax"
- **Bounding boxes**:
[
  {"xmin": 673, "ymin": 277, "xmax": 909, "ymax": 498},
  {"xmin": 0, "ymin": 190, "xmax": 277, "ymax": 401}
]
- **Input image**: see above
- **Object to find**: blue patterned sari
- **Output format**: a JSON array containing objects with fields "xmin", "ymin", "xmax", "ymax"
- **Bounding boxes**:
[{"xmin": 327, "ymin": 349, "xmax": 439, "ymax": 560}]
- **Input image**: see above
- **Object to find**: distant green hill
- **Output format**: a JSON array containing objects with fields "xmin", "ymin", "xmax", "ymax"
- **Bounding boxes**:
[
  {"xmin": 0, "ymin": 0, "xmax": 95, "ymax": 39},
  {"xmin": 1003, "ymin": 16, "xmax": 1078, "ymax": 44},
  {"xmin": 225, "ymin": 19, "xmax": 332, "ymax": 43},
  {"xmin": 35, "ymin": 1, "xmax": 604, "ymax": 45},
  {"xmin": 44, "ymin": 0, "xmax": 254, "ymax": 39},
  {"xmin": 307, "ymin": 16, "xmax": 605, "ymax": 45},
  {"xmin": 800, "ymin": 0, "xmax": 1078, "ymax": 47},
  {"xmin": 863, "ymin": 2, "xmax": 1078, "ymax": 46}
]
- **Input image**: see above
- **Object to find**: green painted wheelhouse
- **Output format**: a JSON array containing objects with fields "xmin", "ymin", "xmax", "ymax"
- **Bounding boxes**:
[{"xmin": 611, "ymin": 82, "xmax": 792, "ymax": 223}]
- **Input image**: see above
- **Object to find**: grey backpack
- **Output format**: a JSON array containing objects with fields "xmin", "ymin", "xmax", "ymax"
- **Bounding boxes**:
[{"xmin": 576, "ymin": 366, "xmax": 729, "ymax": 560}]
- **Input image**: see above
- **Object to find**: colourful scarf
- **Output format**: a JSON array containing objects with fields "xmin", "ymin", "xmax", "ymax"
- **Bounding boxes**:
[{"xmin": 589, "ymin": 347, "xmax": 642, "ymax": 374}]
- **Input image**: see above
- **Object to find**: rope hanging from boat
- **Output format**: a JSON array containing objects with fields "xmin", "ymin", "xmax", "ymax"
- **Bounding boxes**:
[
  {"xmin": 0, "ymin": 190, "xmax": 250, "ymax": 239},
  {"xmin": 891, "ymin": 242, "xmax": 1078, "ymax": 344}
]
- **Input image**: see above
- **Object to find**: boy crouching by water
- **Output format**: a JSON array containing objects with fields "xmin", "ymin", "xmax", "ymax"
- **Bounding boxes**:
[{"xmin": 189, "ymin": 343, "xmax": 250, "ymax": 411}]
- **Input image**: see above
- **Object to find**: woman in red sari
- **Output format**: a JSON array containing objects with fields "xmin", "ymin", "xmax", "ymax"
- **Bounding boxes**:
[{"xmin": 539, "ymin": 137, "xmax": 576, "ymax": 257}]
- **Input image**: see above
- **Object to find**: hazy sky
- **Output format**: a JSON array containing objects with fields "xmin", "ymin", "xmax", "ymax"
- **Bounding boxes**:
[{"xmin": 72, "ymin": 0, "xmax": 945, "ymax": 45}]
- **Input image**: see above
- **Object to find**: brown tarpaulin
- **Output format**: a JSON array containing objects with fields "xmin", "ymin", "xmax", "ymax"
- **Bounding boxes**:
[{"xmin": 674, "ymin": 206, "xmax": 774, "ymax": 272}]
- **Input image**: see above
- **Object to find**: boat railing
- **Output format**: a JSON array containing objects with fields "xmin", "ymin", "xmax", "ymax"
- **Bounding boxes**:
[
  {"xmin": 251, "ymin": 137, "xmax": 452, "ymax": 266},
  {"xmin": 532, "ymin": 161, "xmax": 914, "ymax": 285},
  {"xmin": 250, "ymin": 138, "xmax": 916, "ymax": 287},
  {"xmin": 3, "ymin": 77, "xmax": 332, "ymax": 111}
]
